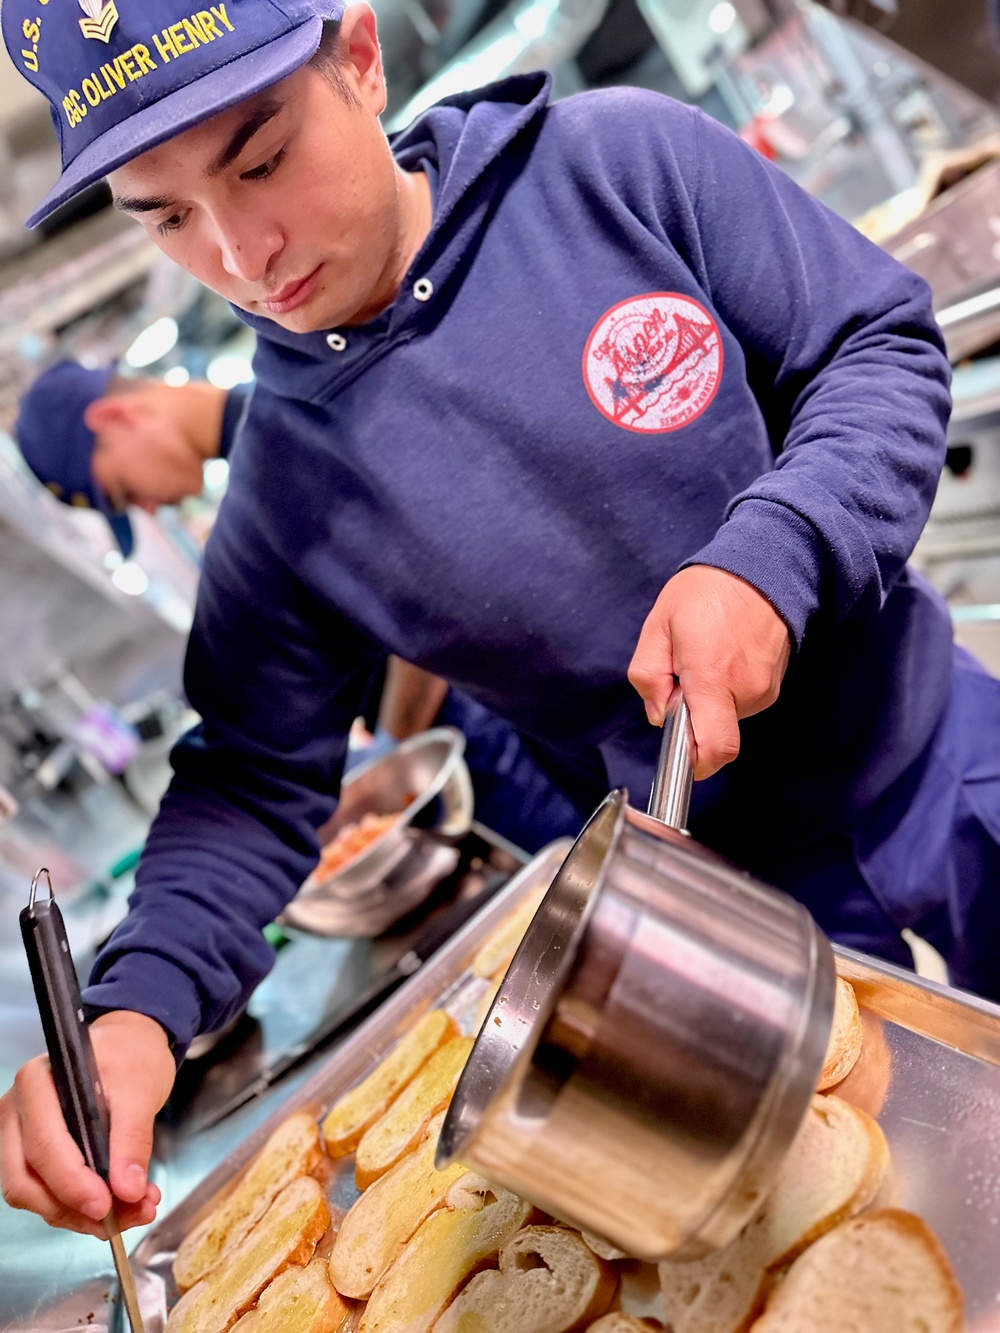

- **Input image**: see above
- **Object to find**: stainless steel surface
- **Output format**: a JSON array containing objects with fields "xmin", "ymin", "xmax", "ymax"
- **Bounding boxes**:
[
  {"xmin": 647, "ymin": 691, "xmax": 694, "ymax": 830},
  {"xmin": 107, "ymin": 1225, "xmax": 145, "ymax": 1333},
  {"xmin": 280, "ymin": 728, "xmax": 474, "ymax": 937},
  {"xmin": 440, "ymin": 693, "xmax": 835, "ymax": 1260}
]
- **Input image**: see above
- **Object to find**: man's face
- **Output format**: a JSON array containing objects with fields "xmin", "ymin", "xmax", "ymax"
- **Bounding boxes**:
[
  {"xmin": 89, "ymin": 395, "xmax": 207, "ymax": 510},
  {"xmin": 108, "ymin": 9, "xmax": 408, "ymax": 333}
]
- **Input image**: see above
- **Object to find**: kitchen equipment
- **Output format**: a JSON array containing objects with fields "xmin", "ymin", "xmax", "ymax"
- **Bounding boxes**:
[
  {"xmin": 280, "ymin": 727, "xmax": 474, "ymax": 937},
  {"xmin": 19, "ymin": 868, "xmax": 145, "ymax": 1333},
  {"xmin": 438, "ymin": 691, "xmax": 837, "ymax": 1261}
]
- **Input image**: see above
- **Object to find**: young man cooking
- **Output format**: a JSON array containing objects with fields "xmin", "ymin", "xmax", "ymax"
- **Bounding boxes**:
[{"xmin": 3, "ymin": 0, "xmax": 997, "ymax": 1239}]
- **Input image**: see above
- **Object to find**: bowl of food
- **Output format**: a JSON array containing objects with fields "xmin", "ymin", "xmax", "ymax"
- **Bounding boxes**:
[{"xmin": 279, "ymin": 728, "xmax": 474, "ymax": 937}]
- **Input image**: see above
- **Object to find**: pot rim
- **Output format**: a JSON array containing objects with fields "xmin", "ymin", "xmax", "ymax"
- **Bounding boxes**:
[{"xmin": 437, "ymin": 787, "xmax": 627, "ymax": 1167}]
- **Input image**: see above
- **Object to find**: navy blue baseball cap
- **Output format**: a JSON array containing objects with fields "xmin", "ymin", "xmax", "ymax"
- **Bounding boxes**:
[
  {"xmin": 15, "ymin": 362, "xmax": 135, "ymax": 557},
  {"xmin": 3, "ymin": 0, "xmax": 345, "ymax": 228}
]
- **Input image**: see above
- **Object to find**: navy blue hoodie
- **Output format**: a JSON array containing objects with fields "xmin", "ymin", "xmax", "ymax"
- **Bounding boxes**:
[{"xmin": 85, "ymin": 75, "xmax": 952, "ymax": 1049}]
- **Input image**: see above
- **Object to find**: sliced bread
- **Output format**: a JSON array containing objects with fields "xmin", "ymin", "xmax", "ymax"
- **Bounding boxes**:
[
  {"xmin": 355, "ymin": 1036, "xmax": 473, "ymax": 1189},
  {"xmin": 173, "ymin": 1112, "xmax": 324, "ymax": 1292},
  {"xmin": 470, "ymin": 886, "xmax": 547, "ymax": 980},
  {"xmin": 166, "ymin": 1177, "xmax": 331, "ymax": 1333},
  {"xmin": 434, "ymin": 1225, "xmax": 617, "ymax": 1333},
  {"xmin": 587, "ymin": 1316, "xmax": 664, "ymax": 1331},
  {"xmin": 358, "ymin": 1175, "xmax": 533, "ymax": 1333},
  {"xmin": 329, "ymin": 1113, "xmax": 466, "ymax": 1300},
  {"xmin": 658, "ymin": 1093, "xmax": 889, "ymax": 1333},
  {"xmin": 229, "ymin": 1261, "xmax": 349, "ymax": 1333},
  {"xmin": 748, "ymin": 1210, "xmax": 963, "ymax": 1333},
  {"xmin": 322, "ymin": 1009, "xmax": 457, "ymax": 1156},
  {"xmin": 816, "ymin": 978, "xmax": 863, "ymax": 1091}
]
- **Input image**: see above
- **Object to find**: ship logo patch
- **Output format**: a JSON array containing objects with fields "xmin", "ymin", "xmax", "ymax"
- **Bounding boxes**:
[
  {"xmin": 79, "ymin": 0, "xmax": 119, "ymax": 43},
  {"xmin": 582, "ymin": 293, "xmax": 723, "ymax": 433}
]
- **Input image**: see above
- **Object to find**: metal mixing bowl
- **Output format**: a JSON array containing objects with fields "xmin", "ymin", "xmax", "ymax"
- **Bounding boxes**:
[{"xmin": 279, "ymin": 727, "xmax": 474, "ymax": 937}]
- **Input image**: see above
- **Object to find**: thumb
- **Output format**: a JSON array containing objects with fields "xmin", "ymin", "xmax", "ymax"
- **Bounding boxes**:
[
  {"xmin": 628, "ymin": 604, "xmax": 676, "ymax": 728},
  {"xmin": 106, "ymin": 1080, "xmax": 158, "ymax": 1204}
]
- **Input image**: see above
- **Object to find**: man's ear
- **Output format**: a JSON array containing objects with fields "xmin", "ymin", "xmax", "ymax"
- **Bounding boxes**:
[
  {"xmin": 340, "ymin": 4, "xmax": 385, "ymax": 115},
  {"xmin": 83, "ymin": 395, "xmax": 141, "ymax": 437}
]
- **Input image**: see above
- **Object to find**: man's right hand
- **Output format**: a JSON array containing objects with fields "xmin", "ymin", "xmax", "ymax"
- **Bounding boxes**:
[{"xmin": 0, "ymin": 1010, "xmax": 174, "ymax": 1235}]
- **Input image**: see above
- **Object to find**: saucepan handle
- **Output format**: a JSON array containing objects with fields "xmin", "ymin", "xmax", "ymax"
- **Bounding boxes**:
[{"xmin": 647, "ymin": 687, "xmax": 694, "ymax": 832}]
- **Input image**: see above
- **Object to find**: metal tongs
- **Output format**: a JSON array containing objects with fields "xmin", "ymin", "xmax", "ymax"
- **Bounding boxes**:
[{"xmin": 20, "ymin": 869, "xmax": 145, "ymax": 1333}]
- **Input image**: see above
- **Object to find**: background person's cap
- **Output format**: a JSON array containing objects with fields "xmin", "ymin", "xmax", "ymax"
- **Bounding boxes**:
[
  {"xmin": 2, "ymin": 0, "xmax": 345, "ymax": 228},
  {"xmin": 15, "ymin": 361, "xmax": 135, "ymax": 557}
]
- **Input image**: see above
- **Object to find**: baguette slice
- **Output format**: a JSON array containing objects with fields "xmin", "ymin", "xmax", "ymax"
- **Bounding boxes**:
[
  {"xmin": 470, "ymin": 886, "xmax": 547, "ymax": 980},
  {"xmin": 435, "ymin": 1225, "xmax": 617, "ymax": 1333},
  {"xmin": 329, "ymin": 1113, "xmax": 466, "ymax": 1300},
  {"xmin": 658, "ymin": 1094, "xmax": 889, "ymax": 1333},
  {"xmin": 229, "ymin": 1261, "xmax": 350, "ymax": 1333},
  {"xmin": 167, "ymin": 1177, "xmax": 331, "ymax": 1333},
  {"xmin": 749, "ymin": 1210, "xmax": 963, "ymax": 1333},
  {"xmin": 579, "ymin": 1229, "xmax": 629, "ymax": 1262},
  {"xmin": 355, "ymin": 1036, "xmax": 473, "ymax": 1189},
  {"xmin": 817, "ymin": 978, "xmax": 863, "ymax": 1091},
  {"xmin": 322, "ymin": 1009, "xmax": 457, "ymax": 1156},
  {"xmin": 173, "ymin": 1112, "xmax": 324, "ymax": 1292},
  {"xmin": 587, "ymin": 1317, "xmax": 664, "ymax": 1332},
  {"xmin": 358, "ymin": 1174, "xmax": 534, "ymax": 1333},
  {"xmin": 754, "ymin": 1094, "xmax": 888, "ymax": 1269}
]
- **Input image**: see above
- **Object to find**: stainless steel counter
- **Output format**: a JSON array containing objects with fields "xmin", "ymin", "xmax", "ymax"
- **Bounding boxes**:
[{"xmin": 0, "ymin": 826, "xmax": 522, "ymax": 1329}]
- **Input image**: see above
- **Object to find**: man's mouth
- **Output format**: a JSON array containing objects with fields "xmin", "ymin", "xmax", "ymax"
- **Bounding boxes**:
[{"xmin": 258, "ymin": 265, "xmax": 322, "ymax": 315}]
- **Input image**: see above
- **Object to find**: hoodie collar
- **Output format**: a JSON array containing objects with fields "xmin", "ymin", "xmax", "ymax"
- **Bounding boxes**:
[{"xmin": 243, "ymin": 73, "xmax": 551, "ymax": 402}]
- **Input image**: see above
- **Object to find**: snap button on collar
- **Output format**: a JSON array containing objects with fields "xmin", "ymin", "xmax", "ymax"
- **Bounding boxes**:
[
  {"xmin": 413, "ymin": 278, "xmax": 434, "ymax": 302},
  {"xmin": 326, "ymin": 332, "xmax": 347, "ymax": 352}
]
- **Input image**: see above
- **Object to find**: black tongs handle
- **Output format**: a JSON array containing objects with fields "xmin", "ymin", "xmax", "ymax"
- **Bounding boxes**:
[{"xmin": 19, "ymin": 869, "xmax": 111, "ymax": 1183}]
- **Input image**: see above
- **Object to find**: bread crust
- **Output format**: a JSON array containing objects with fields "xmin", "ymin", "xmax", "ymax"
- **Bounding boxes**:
[{"xmin": 817, "ymin": 978, "xmax": 864, "ymax": 1092}]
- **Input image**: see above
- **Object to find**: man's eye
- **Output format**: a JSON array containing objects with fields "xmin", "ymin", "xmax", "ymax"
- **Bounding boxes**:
[
  {"xmin": 156, "ymin": 212, "xmax": 185, "ymax": 236},
  {"xmin": 241, "ymin": 148, "xmax": 286, "ymax": 183}
]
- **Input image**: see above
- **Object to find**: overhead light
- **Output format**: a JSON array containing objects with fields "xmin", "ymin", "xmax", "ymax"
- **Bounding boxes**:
[
  {"xmin": 207, "ymin": 354, "xmax": 254, "ymax": 390},
  {"xmin": 163, "ymin": 365, "xmax": 190, "ymax": 386},
  {"xmin": 707, "ymin": 2, "xmax": 736, "ymax": 34},
  {"xmin": 103, "ymin": 550, "xmax": 123, "ymax": 570},
  {"xmin": 125, "ymin": 317, "xmax": 179, "ymax": 369},
  {"xmin": 111, "ymin": 562, "xmax": 149, "ymax": 596}
]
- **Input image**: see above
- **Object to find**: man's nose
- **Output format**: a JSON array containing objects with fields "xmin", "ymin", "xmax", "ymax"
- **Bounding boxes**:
[{"xmin": 213, "ymin": 211, "xmax": 282, "ymax": 283}]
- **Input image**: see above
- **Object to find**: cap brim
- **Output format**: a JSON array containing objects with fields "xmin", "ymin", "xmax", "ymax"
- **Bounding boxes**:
[{"xmin": 27, "ymin": 18, "xmax": 324, "ymax": 228}]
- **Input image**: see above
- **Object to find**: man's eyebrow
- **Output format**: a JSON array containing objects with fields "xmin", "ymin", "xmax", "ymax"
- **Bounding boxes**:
[
  {"xmin": 207, "ymin": 99, "xmax": 284, "ymax": 177},
  {"xmin": 112, "ymin": 192, "xmax": 176, "ymax": 214}
]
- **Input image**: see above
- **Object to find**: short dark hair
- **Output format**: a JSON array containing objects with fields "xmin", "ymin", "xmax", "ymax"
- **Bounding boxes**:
[{"xmin": 309, "ymin": 19, "xmax": 359, "ymax": 106}]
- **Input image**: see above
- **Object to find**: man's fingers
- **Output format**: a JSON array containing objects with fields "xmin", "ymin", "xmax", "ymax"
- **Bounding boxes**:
[
  {"xmin": 627, "ymin": 605, "xmax": 675, "ymax": 727},
  {"xmin": 0, "ymin": 1091, "xmax": 105, "ymax": 1237},
  {"xmin": 681, "ymin": 676, "xmax": 741, "ymax": 780},
  {"xmin": 13, "ymin": 1057, "xmax": 111, "ymax": 1221}
]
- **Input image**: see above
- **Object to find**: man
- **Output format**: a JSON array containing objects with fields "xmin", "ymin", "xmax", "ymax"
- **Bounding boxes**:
[
  {"xmin": 15, "ymin": 362, "xmax": 246, "ymax": 545},
  {"xmin": 2, "ymin": 0, "xmax": 997, "ymax": 1240}
]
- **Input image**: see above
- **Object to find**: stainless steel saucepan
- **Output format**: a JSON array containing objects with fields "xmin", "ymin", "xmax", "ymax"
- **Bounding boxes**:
[{"xmin": 438, "ymin": 691, "xmax": 836, "ymax": 1261}]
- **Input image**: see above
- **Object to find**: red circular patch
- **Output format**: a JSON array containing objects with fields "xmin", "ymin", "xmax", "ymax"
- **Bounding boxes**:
[{"xmin": 582, "ymin": 293, "xmax": 723, "ymax": 433}]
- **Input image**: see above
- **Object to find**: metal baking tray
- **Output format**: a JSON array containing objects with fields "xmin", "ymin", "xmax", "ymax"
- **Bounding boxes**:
[{"xmin": 123, "ymin": 844, "xmax": 1000, "ymax": 1330}]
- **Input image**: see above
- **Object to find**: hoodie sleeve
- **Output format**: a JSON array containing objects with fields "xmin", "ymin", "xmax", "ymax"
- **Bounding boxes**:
[
  {"xmin": 669, "ymin": 106, "xmax": 951, "ymax": 645},
  {"xmin": 83, "ymin": 470, "xmax": 379, "ymax": 1055}
]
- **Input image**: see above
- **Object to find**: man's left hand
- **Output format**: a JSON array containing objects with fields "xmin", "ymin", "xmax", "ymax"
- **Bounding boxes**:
[{"xmin": 628, "ymin": 566, "xmax": 792, "ymax": 780}]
